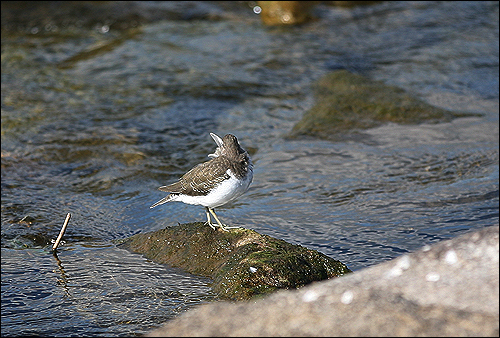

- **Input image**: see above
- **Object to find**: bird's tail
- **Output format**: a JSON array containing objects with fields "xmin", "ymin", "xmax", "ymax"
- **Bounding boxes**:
[{"xmin": 150, "ymin": 195, "xmax": 172, "ymax": 209}]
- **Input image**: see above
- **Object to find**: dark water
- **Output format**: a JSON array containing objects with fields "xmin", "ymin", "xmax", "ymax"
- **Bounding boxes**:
[{"xmin": 2, "ymin": 1, "xmax": 498, "ymax": 336}]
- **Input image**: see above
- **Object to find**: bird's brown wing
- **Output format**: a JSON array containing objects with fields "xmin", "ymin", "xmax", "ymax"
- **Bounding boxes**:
[{"xmin": 158, "ymin": 157, "xmax": 231, "ymax": 196}]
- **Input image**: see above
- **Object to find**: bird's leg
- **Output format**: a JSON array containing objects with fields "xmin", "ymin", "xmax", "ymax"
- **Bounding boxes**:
[
  {"xmin": 208, "ymin": 208, "xmax": 240, "ymax": 232},
  {"xmin": 204, "ymin": 207, "xmax": 217, "ymax": 230}
]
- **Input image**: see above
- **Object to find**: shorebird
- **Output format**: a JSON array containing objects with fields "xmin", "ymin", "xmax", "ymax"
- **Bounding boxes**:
[{"xmin": 150, "ymin": 133, "xmax": 253, "ymax": 231}]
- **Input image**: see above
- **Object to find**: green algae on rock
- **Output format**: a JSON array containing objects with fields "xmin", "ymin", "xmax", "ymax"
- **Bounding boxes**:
[
  {"xmin": 118, "ymin": 222, "xmax": 351, "ymax": 301},
  {"xmin": 289, "ymin": 70, "xmax": 479, "ymax": 141}
]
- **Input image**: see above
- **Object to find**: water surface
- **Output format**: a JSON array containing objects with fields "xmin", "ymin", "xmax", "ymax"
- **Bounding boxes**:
[{"xmin": 1, "ymin": 1, "xmax": 498, "ymax": 336}]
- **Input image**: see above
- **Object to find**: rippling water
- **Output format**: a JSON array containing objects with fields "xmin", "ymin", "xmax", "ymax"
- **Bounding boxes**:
[
  {"xmin": 2, "ymin": 1, "xmax": 498, "ymax": 336},
  {"xmin": 1, "ymin": 245, "xmax": 215, "ymax": 336}
]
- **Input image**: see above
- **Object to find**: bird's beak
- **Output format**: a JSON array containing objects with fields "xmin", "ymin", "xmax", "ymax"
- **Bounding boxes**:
[{"xmin": 210, "ymin": 133, "xmax": 223, "ymax": 147}]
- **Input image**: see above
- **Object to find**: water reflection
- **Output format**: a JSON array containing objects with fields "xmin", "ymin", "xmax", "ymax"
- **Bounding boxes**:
[{"xmin": 52, "ymin": 251, "xmax": 71, "ymax": 298}]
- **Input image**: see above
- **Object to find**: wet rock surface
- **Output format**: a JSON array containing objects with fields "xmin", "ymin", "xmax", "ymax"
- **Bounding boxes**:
[
  {"xmin": 147, "ymin": 225, "xmax": 499, "ymax": 337},
  {"xmin": 119, "ymin": 222, "xmax": 351, "ymax": 301}
]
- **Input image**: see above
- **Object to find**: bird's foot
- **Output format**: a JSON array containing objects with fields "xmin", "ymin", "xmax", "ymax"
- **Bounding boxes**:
[
  {"xmin": 204, "ymin": 221, "xmax": 240, "ymax": 232},
  {"xmin": 204, "ymin": 221, "xmax": 217, "ymax": 230}
]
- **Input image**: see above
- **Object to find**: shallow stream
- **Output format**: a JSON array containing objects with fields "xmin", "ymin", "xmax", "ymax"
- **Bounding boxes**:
[{"xmin": 1, "ymin": 1, "xmax": 498, "ymax": 336}]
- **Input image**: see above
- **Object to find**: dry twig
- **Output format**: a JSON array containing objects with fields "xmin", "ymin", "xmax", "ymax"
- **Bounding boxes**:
[{"xmin": 52, "ymin": 213, "xmax": 71, "ymax": 252}]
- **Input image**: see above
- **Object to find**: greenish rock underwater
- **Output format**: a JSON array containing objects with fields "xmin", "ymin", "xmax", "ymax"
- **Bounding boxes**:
[{"xmin": 289, "ymin": 70, "xmax": 480, "ymax": 141}]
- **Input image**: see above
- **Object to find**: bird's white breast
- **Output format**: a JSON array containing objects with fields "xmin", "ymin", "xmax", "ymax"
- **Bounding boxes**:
[{"xmin": 172, "ymin": 168, "xmax": 253, "ymax": 208}]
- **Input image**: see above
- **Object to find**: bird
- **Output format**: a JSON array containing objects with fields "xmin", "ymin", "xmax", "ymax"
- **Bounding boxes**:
[{"xmin": 150, "ymin": 133, "xmax": 253, "ymax": 231}]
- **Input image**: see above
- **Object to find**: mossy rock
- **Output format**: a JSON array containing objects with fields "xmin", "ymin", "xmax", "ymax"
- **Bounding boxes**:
[
  {"xmin": 289, "ymin": 70, "xmax": 479, "ymax": 141},
  {"xmin": 118, "ymin": 222, "xmax": 351, "ymax": 301}
]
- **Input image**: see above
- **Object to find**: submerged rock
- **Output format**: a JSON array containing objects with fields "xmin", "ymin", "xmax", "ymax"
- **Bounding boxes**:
[
  {"xmin": 257, "ymin": 1, "xmax": 316, "ymax": 26},
  {"xmin": 289, "ymin": 70, "xmax": 479, "ymax": 141},
  {"xmin": 118, "ymin": 222, "xmax": 351, "ymax": 301}
]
